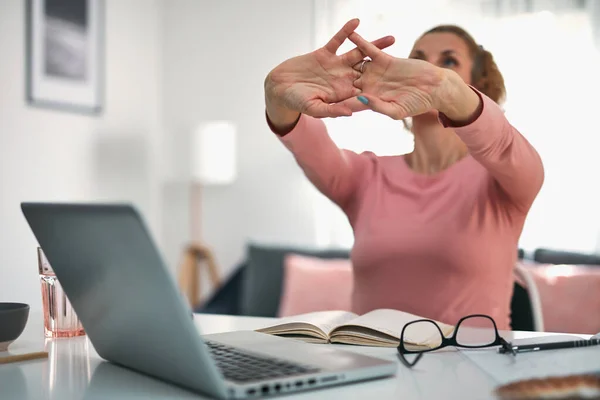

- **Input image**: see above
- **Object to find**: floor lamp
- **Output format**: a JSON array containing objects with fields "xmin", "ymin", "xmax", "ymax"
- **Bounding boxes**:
[{"xmin": 179, "ymin": 120, "xmax": 237, "ymax": 308}]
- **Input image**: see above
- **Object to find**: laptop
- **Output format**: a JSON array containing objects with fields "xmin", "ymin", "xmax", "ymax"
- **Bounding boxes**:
[{"xmin": 21, "ymin": 202, "xmax": 396, "ymax": 399}]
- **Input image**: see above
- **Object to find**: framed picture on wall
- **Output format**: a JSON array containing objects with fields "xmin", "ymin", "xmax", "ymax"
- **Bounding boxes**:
[{"xmin": 26, "ymin": 0, "xmax": 105, "ymax": 115}]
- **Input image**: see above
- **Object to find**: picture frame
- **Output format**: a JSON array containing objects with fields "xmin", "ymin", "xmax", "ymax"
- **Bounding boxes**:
[{"xmin": 26, "ymin": 0, "xmax": 105, "ymax": 115}]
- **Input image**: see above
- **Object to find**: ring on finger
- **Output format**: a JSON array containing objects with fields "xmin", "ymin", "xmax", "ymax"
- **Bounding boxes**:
[{"xmin": 359, "ymin": 59, "xmax": 370, "ymax": 73}]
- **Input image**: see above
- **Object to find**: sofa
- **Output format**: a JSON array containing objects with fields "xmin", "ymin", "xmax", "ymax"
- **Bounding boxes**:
[
  {"xmin": 532, "ymin": 248, "xmax": 600, "ymax": 265},
  {"xmin": 196, "ymin": 243, "xmax": 349, "ymax": 316},
  {"xmin": 519, "ymin": 248, "xmax": 600, "ymax": 335},
  {"xmin": 196, "ymin": 242, "xmax": 540, "ymax": 331}
]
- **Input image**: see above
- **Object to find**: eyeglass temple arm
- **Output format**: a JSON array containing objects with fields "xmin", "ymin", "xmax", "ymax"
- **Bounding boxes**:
[{"xmin": 499, "ymin": 338, "xmax": 517, "ymax": 356}]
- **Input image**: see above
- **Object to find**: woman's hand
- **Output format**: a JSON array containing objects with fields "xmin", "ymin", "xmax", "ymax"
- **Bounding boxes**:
[
  {"xmin": 264, "ymin": 19, "xmax": 395, "ymax": 129},
  {"xmin": 348, "ymin": 32, "xmax": 481, "ymax": 122}
]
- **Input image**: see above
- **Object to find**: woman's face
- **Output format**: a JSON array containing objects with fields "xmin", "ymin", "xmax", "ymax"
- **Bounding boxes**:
[{"xmin": 409, "ymin": 32, "xmax": 474, "ymax": 85}]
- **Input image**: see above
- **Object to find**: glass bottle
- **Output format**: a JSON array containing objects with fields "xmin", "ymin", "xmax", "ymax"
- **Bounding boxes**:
[{"xmin": 38, "ymin": 247, "xmax": 85, "ymax": 338}]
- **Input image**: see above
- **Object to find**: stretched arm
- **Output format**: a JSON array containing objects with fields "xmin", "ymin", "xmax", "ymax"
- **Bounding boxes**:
[
  {"xmin": 437, "ymin": 74, "xmax": 544, "ymax": 213},
  {"xmin": 266, "ymin": 112, "xmax": 371, "ymax": 211}
]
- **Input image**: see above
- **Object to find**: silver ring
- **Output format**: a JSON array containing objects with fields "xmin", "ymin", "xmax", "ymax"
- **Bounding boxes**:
[{"xmin": 359, "ymin": 59, "xmax": 369, "ymax": 73}]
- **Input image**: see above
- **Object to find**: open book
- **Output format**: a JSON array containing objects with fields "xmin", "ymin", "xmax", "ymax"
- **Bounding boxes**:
[{"xmin": 256, "ymin": 309, "xmax": 454, "ymax": 349}]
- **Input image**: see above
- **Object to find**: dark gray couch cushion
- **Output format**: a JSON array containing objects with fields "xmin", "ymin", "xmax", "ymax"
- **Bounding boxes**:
[
  {"xmin": 533, "ymin": 248, "xmax": 600, "ymax": 265},
  {"xmin": 196, "ymin": 262, "xmax": 246, "ymax": 315},
  {"xmin": 239, "ymin": 243, "xmax": 350, "ymax": 317}
]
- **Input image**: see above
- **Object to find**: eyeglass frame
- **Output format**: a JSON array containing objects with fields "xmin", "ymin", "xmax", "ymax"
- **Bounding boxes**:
[{"xmin": 397, "ymin": 314, "xmax": 515, "ymax": 367}]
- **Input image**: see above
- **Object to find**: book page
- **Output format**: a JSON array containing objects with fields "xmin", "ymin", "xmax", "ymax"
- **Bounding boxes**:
[
  {"xmin": 272, "ymin": 334, "xmax": 330, "ymax": 345},
  {"xmin": 332, "ymin": 309, "xmax": 454, "ymax": 347},
  {"xmin": 329, "ymin": 332, "xmax": 399, "ymax": 347},
  {"xmin": 256, "ymin": 310, "xmax": 358, "ymax": 339}
]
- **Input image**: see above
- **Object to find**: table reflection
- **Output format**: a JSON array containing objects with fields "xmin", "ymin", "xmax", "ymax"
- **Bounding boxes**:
[
  {"xmin": 83, "ymin": 362, "xmax": 204, "ymax": 399},
  {"xmin": 0, "ymin": 364, "xmax": 28, "ymax": 399},
  {"xmin": 43, "ymin": 336, "xmax": 92, "ymax": 398}
]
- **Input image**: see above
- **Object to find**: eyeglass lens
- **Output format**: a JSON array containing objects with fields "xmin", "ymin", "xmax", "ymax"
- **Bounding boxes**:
[
  {"xmin": 403, "ymin": 320, "xmax": 444, "ymax": 350},
  {"xmin": 455, "ymin": 316, "xmax": 497, "ymax": 347}
]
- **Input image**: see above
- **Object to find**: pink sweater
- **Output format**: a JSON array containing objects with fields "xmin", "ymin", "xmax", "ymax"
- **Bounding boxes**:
[{"xmin": 272, "ymin": 90, "xmax": 544, "ymax": 330}]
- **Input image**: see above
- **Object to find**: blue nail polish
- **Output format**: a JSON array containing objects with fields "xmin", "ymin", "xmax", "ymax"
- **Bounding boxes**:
[{"xmin": 357, "ymin": 95, "xmax": 369, "ymax": 105}]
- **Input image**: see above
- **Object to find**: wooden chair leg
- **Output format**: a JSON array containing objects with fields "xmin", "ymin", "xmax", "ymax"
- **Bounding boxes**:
[
  {"xmin": 177, "ymin": 247, "xmax": 197, "ymax": 306},
  {"xmin": 178, "ymin": 243, "xmax": 222, "ymax": 309}
]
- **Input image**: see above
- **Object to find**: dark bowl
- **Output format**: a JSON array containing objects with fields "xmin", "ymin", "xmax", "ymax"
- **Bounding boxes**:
[{"xmin": 0, "ymin": 303, "xmax": 30, "ymax": 351}]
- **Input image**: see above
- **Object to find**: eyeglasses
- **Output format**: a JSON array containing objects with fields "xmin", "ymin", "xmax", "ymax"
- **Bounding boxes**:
[{"xmin": 397, "ymin": 314, "xmax": 515, "ymax": 367}]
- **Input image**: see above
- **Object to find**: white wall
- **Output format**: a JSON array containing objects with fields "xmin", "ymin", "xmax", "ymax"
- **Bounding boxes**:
[
  {"xmin": 1, "ymin": 0, "xmax": 344, "ymax": 310},
  {"xmin": 0, "ymin": 0, "xmax": 164, "ymax": 311},
  {"xmin": 160, "ymin": 0, "xmax": 324, "ymax": 284}
]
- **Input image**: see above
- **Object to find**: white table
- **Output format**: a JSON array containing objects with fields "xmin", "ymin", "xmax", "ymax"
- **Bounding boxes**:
[{"xmin": 0, "ymin": 312, "xmax": 590, "ymax": 400}]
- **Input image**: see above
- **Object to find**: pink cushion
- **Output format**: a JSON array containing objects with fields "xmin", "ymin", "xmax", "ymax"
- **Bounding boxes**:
[
  {"xmin": 277, "ymin": 254, "xmax": 353, "ymax": 317},
  {"xmin": 518, "ymin": 261, "xmax": 600, "ymax": 334}
]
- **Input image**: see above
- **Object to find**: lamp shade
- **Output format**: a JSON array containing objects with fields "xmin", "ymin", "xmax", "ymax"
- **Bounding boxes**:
[{"xmin": 191, "ymin": 121, "xmax": 237, "ymax": 185}]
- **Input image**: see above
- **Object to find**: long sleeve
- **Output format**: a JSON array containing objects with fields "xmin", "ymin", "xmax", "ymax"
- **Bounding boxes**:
[
  {"xmin": 268, "ymin": 113, "xmax": 371, "ymax": 211},
  {"xmin": 444, "ymin": 90, "xmax": 545, "ymax": 213}
]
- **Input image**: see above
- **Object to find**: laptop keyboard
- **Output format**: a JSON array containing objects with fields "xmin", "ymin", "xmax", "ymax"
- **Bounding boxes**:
[{"xmin": 206, "ymin": 341, "xmax": 321, "ymax": 383}]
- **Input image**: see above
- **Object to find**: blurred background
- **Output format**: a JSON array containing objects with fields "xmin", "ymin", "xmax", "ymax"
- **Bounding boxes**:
[{"xmin": 1, "ymin": 0, "xmax": 599, "ymax": 327}]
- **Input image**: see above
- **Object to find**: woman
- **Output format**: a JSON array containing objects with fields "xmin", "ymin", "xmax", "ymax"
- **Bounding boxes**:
[{"xmin": 263, "ymin": 19, "xmax": 543, "ymax": 330}]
